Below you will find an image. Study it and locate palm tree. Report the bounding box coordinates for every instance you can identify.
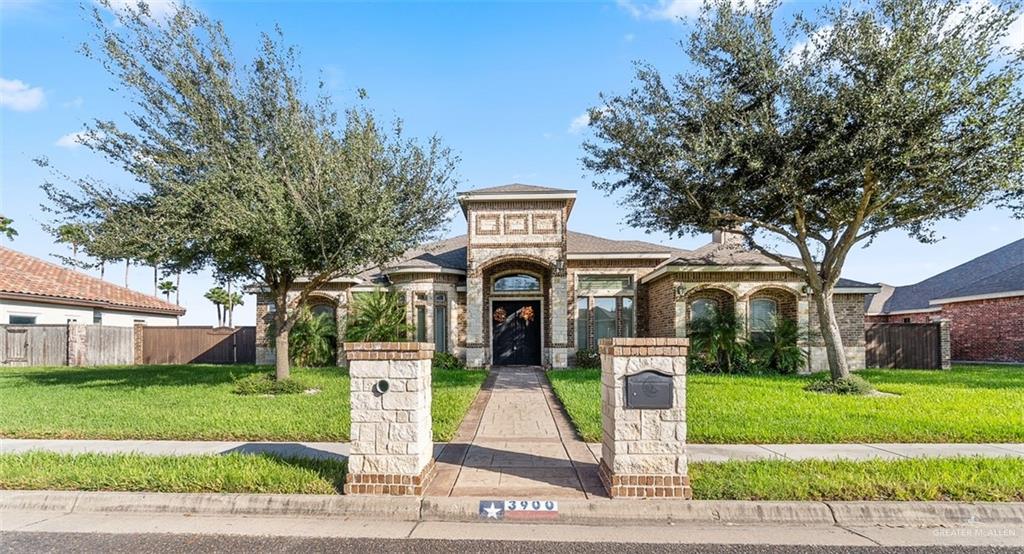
[748,317,808,374]
[345,289,412,342]
[687,306,744,373]
[289,306,338,367]
[224,291,244,328]
[158,280,177,302]
[204,286,227,326]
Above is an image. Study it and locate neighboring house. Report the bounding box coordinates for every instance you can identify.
[0,246,184,326]
[254,184,878,371]
[866,238,1024,363]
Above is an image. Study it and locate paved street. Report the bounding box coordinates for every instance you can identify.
[2,530,1020,553]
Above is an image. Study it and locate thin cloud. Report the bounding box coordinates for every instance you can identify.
[100,0,180,20]
[618,0,768,23]
[568,112,591,134]
[62,97,85,109]
[0,77,45,111]
[55,130,101,149]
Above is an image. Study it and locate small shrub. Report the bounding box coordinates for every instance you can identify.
[233,373,309,396]
[747,318,808,375]
[574,349,600,368]
[688,307,745,373]
[805,374,875,395]
[433,351,466,371]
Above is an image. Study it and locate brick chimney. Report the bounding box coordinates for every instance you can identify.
[711,228,743,245]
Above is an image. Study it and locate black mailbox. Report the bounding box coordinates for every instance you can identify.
[624,370,674,409]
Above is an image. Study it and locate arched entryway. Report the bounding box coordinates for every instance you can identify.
[481,258,551,366]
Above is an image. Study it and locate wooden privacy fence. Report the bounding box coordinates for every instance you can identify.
[0,324,134,367]
[140,326,255,365]
[865,321,951,369]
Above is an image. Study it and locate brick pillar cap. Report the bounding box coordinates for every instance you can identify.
[598,338,689,347]
[342,341,434,352]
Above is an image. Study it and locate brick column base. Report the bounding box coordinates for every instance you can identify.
[598,459,692,499]
[343,461,436,496]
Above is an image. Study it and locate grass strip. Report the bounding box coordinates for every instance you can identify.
[0,452,346,494]
[690,457,1024,501]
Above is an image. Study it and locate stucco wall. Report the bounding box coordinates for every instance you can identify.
[1,299,177,327]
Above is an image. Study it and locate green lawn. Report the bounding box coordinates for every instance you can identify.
[691,457,1024,501]
[548,365,1024,444]
[3,452,1020,501]
[0,452,345,494]
[0,364,486,442]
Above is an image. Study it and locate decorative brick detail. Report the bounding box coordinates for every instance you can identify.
[343,341,435,361]
[598,337,690,357]
[598,459,693,499]
[343,461,436,496]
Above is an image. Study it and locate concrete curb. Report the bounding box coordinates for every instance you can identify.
[3,490,1023,528]
[826,501,1024,527]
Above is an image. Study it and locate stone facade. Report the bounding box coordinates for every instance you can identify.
[251,185,876,371]
[343,342,435,496]
[598,338,692,499]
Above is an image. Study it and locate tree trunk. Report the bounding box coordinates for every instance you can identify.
[810,286,851,381]
[124,260,130,287]
[273,293,291,380]
[100,261,105,279]
[175,273,180,305]
[153,266,158,296]
[227,281,234,328]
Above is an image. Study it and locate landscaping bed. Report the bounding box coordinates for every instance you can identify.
[3,452,1021,501]
[0,364,487,442]
[548,365,1024,444]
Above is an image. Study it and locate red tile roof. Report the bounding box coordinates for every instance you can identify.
[0,246,186,316]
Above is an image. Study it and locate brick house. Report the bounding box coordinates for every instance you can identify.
[254,184,878,371]
[866,238,1024,363]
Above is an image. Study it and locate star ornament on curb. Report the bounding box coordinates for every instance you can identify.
[483,502,502,519]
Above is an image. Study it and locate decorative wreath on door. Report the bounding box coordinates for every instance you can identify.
[492,307,507,323]
[520,305,535,325]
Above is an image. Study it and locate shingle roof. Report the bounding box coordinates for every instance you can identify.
[362,231,683,277]
[0,246,185,316]
[460,183,576,195]
[873,238,1024,313]
[662,240,800,267]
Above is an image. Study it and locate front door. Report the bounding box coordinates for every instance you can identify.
[491,300,541,366]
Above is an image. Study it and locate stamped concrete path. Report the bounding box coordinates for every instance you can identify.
[423,366,604,499]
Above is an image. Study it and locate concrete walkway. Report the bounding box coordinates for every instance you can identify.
[423,366,603,499]
[3,437,1023,464]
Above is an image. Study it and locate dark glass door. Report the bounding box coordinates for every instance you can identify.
[491,300,542,366]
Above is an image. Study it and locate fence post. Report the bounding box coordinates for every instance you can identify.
[133,323,145,365]
[938,319,951,370]
[66,323,88,367]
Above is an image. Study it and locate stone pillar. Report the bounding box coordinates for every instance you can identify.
[133,323,145,365]
[343,342,435,496]
[465,274,486,366]
[598,337,691,499]
[549,273,570,367]
[938,319,952,370]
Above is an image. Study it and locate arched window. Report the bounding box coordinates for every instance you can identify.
[750,298,778,337]
[689,298,716,322]
[309,302,335,320]
[494,274,540,292]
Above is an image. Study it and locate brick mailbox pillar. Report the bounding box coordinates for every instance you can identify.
[343,342,435,496]
[598,337,691,499]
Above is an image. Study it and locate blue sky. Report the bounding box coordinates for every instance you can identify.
[2,0,1021,326]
